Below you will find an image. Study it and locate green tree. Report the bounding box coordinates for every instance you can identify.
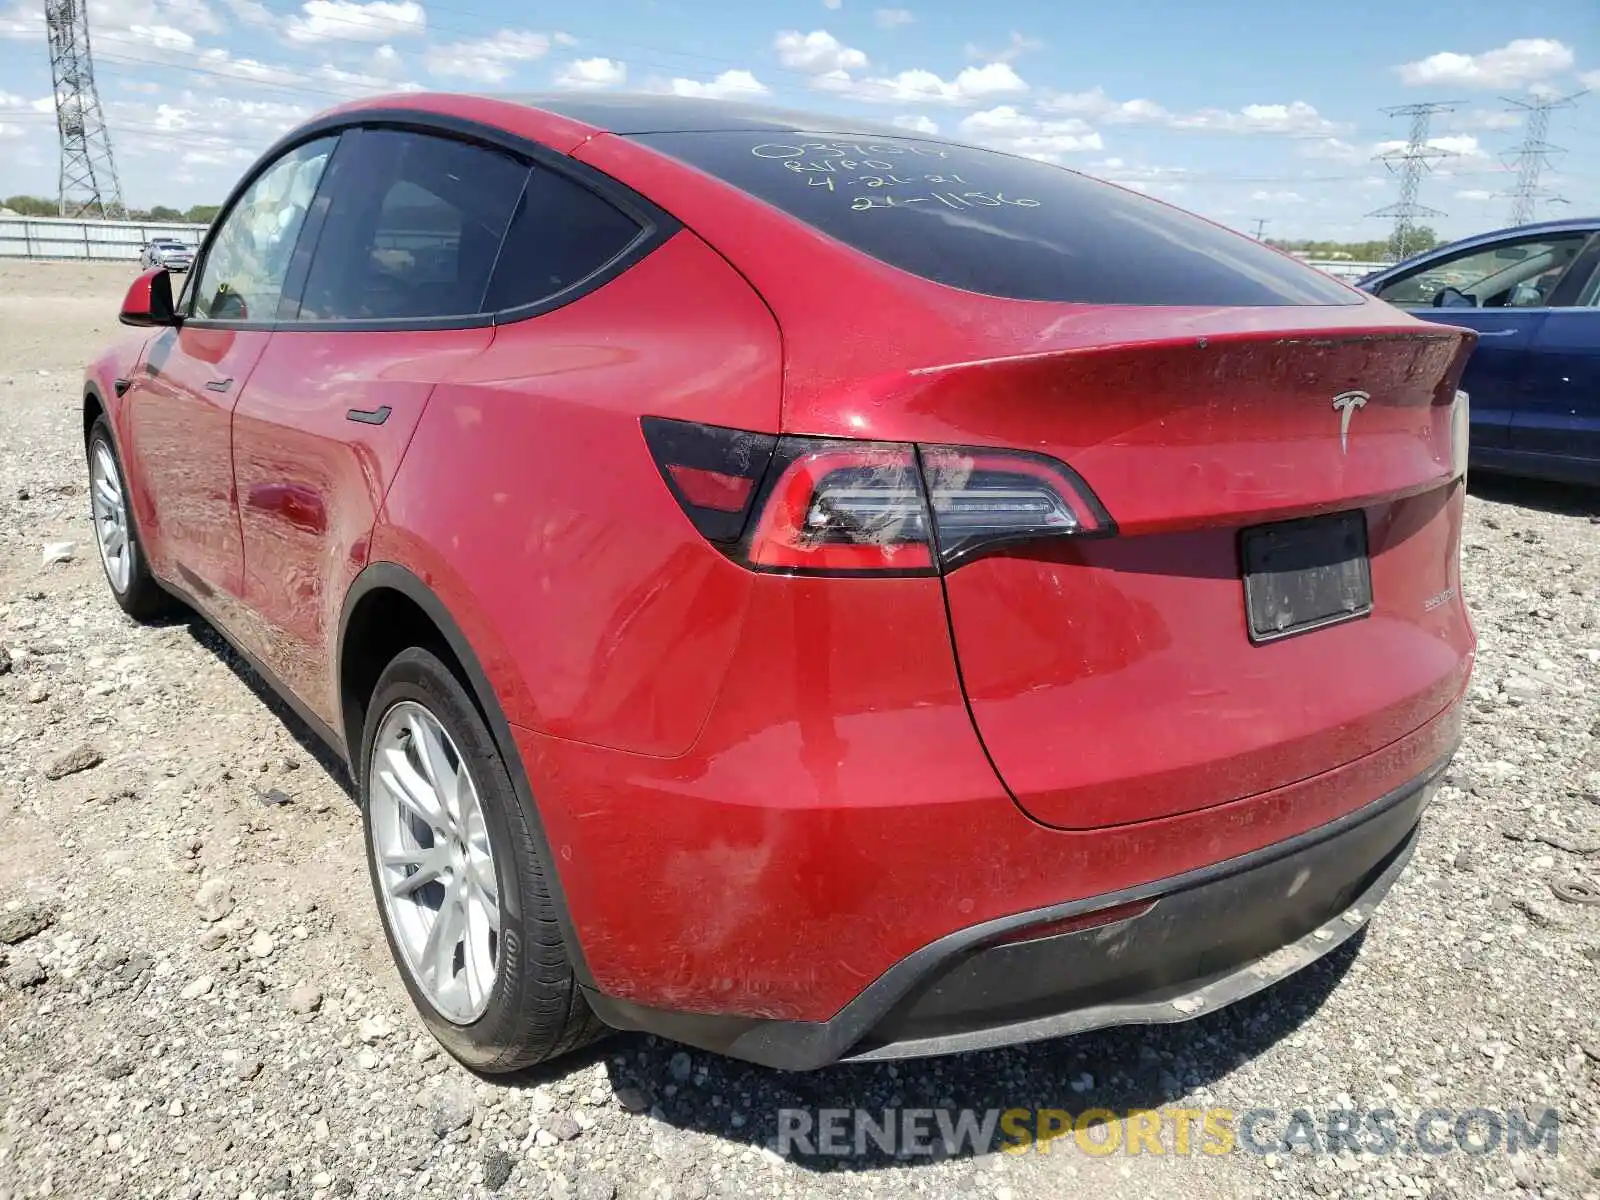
[1387,225,1438,261]
[185,204,222,225]
[2,195,57,216]
[148,205,184,222]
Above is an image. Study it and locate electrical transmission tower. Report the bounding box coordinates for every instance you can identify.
[1368,102,1459,261]
[44,0,125,218]
[1501,91,1586,227]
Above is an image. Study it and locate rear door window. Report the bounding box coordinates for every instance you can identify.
[632,131,1357,307]
[484,166,643,313]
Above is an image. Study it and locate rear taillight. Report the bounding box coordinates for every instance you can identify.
[744,439,934,574]
[921,446,1114,568]
[643,417,1114,575]
[640,417,776,543]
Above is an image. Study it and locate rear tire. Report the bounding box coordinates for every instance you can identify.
[86,416,176,622]
[359,646,605,1071]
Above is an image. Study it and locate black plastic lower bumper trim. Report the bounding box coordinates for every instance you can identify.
[582,754,1450,1070]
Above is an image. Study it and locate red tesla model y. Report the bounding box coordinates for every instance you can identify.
[83,93,1476,1070]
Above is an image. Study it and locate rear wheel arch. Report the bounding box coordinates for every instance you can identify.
[335,562,597,987]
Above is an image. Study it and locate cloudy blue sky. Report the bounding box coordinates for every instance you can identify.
[0,0,1595,240]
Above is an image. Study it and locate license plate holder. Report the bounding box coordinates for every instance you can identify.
[1242,512,1372,644]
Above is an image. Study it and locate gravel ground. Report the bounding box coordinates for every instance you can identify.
[0,259,1597,1200]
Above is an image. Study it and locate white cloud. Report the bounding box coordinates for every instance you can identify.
[314,62,409,93]
[1041,88,1168,124]
[195,48,311,87]
[1397,38,1574,89]
[285,0,425,44]
[223,0,274,26]
[841,61,1028,105]
[1462,108,1523,131]
[944,62,1027,101]
[774,29,868,75]
[1456,188,1494,201]
[1426,134,1487,158]
[554,57,627,91]
[1087,158,1190,186]
[668,69,770,100]
[1171,100,1340,135]
[874,8,913,28]
[1375,133,1487,160]
[0,3,41,38]
[1579,69,1600,89]
[105,93,314,170]
[426,31,554,83]
[370,44,404,75]
[1298,137,1364,163]
[822,0,841,7]
[1044,89,1344,136]
[126,23,195,52]
[160,0,221,33]
[956,105,1102,161]
[892,114,939,134]
[964,31,1042,63]
[1249,189,1305,204]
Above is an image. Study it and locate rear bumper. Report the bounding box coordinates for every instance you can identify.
[584,756,1444,1069]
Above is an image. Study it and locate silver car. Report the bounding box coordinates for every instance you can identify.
[138,238,193,272]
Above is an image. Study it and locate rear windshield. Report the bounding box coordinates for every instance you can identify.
[632,131,1357,307]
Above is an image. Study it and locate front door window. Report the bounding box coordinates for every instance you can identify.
[1375,235,1589,309]
[192,137,337,323]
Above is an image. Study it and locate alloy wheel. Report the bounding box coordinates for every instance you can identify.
[368,700,501,1024]
[90,441,132,594]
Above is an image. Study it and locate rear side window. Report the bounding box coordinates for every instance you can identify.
[633,131,1357,307]
[297,129,526,322]
[484,167,643,312]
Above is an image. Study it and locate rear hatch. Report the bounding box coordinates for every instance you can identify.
[922,330,1474,829]
[615,126,1477,830]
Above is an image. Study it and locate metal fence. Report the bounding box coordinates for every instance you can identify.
[0,218,1397,285]
[0,215,207,262]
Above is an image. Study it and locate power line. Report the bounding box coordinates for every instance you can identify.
[1250,217,1268,239]
[43,0,124,217]
[1501,90,1586,226]
[1367,101,1459,260]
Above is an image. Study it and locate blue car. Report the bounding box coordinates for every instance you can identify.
[1359,218,1600,486]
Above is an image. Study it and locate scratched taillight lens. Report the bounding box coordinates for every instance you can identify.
[643,417,1115,576]
[743,439,935,575]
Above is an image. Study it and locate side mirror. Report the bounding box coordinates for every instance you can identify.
[120,267,179,328]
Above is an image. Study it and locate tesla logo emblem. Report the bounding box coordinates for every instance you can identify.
[1332,391,1369,454]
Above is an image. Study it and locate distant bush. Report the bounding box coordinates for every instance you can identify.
[2,195,220,224]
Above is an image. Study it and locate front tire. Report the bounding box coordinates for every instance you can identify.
[87,415,175,621]
[359,646,604,1071]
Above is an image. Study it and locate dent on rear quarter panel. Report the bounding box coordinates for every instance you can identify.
[376,229,783,757]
